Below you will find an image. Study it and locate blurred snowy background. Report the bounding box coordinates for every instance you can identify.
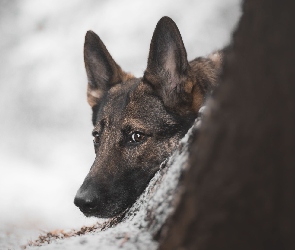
[0,0,241,248]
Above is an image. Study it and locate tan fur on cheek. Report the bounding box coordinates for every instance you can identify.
[191,84,203,113]
[184,80,193,94]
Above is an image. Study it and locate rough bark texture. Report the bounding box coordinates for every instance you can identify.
[160,0,295,249]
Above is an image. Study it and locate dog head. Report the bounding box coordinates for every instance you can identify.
[74,17,221,218]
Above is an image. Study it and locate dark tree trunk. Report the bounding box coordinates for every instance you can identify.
[159,0,295,249]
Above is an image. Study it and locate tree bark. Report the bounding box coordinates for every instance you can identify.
[160,0,295,249]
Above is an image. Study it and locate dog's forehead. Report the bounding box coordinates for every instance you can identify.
[94,79,175,129]
[102,78,143,114]
[125,83,166,117]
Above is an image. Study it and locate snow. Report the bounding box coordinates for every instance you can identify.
[0,0,242,249]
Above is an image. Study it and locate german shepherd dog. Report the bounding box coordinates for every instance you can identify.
[74,16,222,218]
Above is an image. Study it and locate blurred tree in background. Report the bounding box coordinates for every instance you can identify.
[160,0,295,249]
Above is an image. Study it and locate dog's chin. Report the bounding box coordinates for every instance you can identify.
[80,206,128,219]
[81,210,100,218]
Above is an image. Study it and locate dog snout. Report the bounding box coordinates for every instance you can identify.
[74,188,99,215]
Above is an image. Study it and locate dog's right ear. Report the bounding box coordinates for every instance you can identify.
[143,17,193,115]
[84,31,127,107]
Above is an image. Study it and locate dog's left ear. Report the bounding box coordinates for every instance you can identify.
[84,31,131,107]
[144,16,192,115]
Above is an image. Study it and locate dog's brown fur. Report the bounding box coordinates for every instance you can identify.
[74,16,222,218]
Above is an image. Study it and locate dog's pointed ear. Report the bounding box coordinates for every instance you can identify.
[144,17,192,114]
[84,31,129,107]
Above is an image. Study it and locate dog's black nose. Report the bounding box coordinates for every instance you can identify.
[74,190,98,214]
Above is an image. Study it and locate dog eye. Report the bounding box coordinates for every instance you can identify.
[130,132,145,143]
[92,131,100,144]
